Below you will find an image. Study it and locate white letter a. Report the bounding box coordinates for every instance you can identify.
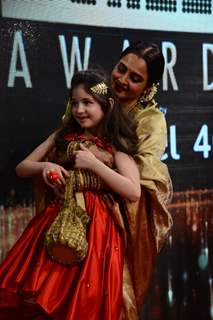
[8,30,32,88]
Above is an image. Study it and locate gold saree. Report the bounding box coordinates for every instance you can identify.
[119,99,173,319]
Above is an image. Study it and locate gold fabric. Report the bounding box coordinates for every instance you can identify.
[45,171,90,265]
[120,99,173,317]
[132,99,173,250]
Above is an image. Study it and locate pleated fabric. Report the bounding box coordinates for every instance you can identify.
[0,191,123,320]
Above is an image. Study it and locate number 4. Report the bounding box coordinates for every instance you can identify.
[193,124,211,159]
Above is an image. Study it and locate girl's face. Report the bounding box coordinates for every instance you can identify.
[71,84,104,135]
[111,53,149,106]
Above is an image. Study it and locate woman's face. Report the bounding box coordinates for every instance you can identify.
[111,53,149,106]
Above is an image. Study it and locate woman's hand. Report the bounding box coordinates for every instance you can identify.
[89,145,114,167]
[74,144,99,171]
[42,162,70,188]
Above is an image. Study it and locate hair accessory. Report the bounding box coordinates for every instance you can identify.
[90,82,108,95]
[140,83,159,103]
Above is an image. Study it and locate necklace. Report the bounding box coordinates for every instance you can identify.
[126,100,139,114]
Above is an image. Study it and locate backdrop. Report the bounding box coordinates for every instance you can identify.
[0,1,213,319]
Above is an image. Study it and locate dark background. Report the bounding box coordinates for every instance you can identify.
[0,18,213,202]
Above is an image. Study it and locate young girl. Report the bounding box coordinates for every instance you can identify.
[0,70,140,320]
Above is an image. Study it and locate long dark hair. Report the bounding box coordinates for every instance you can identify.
[120,41,165,87]
[55,69,138,155]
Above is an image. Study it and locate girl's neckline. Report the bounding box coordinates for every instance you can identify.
[64,133,113,153]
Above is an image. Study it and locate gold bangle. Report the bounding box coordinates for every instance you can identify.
[79,171,84,190]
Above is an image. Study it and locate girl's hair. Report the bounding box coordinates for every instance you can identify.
[55,69,138,155]
[120,41,165,87]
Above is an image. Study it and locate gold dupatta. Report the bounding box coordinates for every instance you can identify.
[122,99,173,315]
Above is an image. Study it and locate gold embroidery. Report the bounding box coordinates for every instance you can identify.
[45,171,90,265]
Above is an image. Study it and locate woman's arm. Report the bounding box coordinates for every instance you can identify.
[136,107,167,160]
[134,104,173,204]
[74,144,141,202]
[16,132,69,187]
[88,144,113,167]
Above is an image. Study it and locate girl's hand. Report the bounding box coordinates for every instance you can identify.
[74,144,98,170]
[42,162,70,188]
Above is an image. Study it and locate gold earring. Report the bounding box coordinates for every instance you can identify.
[140,83,159,103]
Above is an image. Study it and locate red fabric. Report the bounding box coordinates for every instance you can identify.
[0,192,123,320]
[64,134,113,154]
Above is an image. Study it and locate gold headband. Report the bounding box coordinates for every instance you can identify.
[90,82,108,95]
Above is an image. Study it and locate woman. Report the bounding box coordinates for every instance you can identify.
[63,42,173,319]
[110,41,173,318]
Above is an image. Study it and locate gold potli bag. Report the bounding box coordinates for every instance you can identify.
[45,171,90,265]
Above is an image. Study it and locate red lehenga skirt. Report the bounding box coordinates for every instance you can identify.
[0,191,123,320]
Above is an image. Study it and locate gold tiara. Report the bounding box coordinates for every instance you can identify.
[90,82,108,95]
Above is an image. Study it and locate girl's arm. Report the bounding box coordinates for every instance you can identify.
[74,144,141,202]
[16,132,69,187]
